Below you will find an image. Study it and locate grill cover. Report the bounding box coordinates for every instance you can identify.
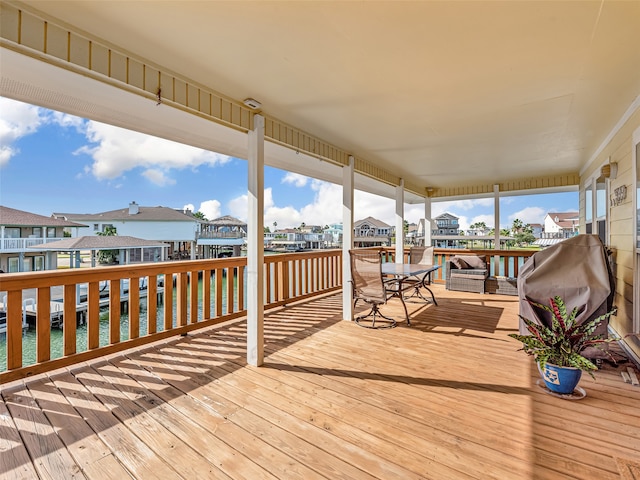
[517,235,615,357]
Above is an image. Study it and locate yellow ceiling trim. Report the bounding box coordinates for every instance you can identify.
[429,173,580,198]
[1,2,410,190]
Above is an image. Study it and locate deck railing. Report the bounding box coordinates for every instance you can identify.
[0,247,532,382]
[382,247,535,281]
[0,250,342,382]
[0,237,66,251]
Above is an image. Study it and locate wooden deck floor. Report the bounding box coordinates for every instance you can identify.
[2,286,640,479]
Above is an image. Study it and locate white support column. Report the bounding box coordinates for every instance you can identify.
[424,196,432,247]
[493,184,500,275]
[395,179,405,263]
[342,156,355,321]
[247,114,265,366]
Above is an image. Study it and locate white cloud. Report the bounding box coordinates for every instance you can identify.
[142,168,176,186]
[183,203,195,213]
[509,206,545,226]
[50,110,85,131]
[76,121,231,181]
[227,180,438,229]
[282,172,309,187]
[0,97,46,166]
[199,199,221,220]
[229,187,304,228]
[434,198,494,212]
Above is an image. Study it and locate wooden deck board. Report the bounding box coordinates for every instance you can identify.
[2,286,640,480]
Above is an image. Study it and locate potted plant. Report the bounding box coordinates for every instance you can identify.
[509,296,618,396]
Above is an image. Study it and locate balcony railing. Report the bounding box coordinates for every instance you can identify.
[0,250,342,382]
[0,247,534,383]
[385,247,535,280]
[0,237,66,251]
[197,231,246,239]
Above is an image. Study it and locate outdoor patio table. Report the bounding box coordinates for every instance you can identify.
[381,263,441,307]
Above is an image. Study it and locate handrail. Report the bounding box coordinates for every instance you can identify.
[1,237,66,251]
[0,246,529,382]
[380,247,535,282]
[0,250,342,382]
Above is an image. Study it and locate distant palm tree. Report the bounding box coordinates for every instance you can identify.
[96,225,117,263]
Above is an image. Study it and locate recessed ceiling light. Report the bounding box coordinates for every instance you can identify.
[243,98,262,109]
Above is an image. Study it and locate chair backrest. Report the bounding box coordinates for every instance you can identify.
[349,249,386,303]
[409,246,434,265]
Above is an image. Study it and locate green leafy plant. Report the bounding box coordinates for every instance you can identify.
[509,296,618,378]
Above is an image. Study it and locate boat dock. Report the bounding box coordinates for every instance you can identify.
[0,284,164,331]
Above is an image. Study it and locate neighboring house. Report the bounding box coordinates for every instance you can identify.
[323,223,343,247]
[535,212,579,247]
[266,228,330,251]
[544,212,579,236]
[529,223,544,239]
[353,217,393,247]
[0,205,85,272]
[197,215,247,258]
[53,202,202,259]
[405,222,419,244]
[432,213,460,236]
[30,235,169,267]
[269,229,307,251]
[432,213,460,248]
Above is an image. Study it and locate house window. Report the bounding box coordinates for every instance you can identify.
[94,224,100,231]
[596,175,607,245]
[46,227,56,238]
[585,184,593,234]
[7,257,19,272]
[33,227,42,237]
[5,227,20,238]
[34,255,45,271]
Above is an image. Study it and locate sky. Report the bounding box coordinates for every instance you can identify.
[0,97,578,230]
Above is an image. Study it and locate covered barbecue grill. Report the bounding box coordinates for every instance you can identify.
[517,234,616,358]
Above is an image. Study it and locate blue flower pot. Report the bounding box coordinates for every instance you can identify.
[538,363,583,394]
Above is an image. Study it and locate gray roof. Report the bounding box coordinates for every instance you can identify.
[435,212,459,220]
[53,206,199,223]
[208,215,247,227]
[29,235,168,251]
[0,205,86,228]
[354,216,391,228]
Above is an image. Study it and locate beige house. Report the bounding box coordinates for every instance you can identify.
[1,3,639,362]
[0,205,85,272]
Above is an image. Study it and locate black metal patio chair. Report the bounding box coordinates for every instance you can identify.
[349,249,408,328]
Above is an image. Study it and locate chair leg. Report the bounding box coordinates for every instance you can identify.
[354,303,397,329]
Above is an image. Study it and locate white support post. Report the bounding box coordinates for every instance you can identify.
[424,196,432,247]
[395,180,405,263]
[247,114,265,366]
[342,156,355,321]
[493,184,500,275]
[247,115,264,366]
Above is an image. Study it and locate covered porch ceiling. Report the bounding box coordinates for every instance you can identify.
[1,1,639,202]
